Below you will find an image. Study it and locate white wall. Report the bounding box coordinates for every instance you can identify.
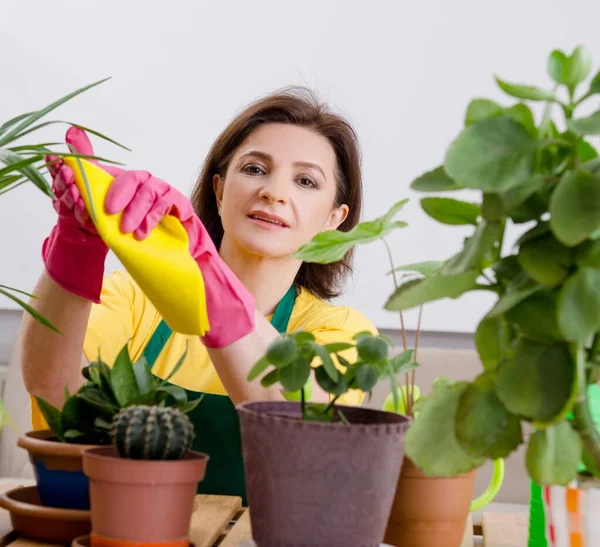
[2,0,599,334]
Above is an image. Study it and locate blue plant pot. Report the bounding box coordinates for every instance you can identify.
[17,430,101,511]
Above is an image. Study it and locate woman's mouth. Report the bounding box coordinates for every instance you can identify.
[247,211,290,229]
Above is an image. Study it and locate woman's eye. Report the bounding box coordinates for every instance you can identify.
[243,164,266,175]
[298,177,317,189]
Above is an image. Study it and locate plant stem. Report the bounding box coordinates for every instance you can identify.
[572,343,600,471]
[382,238,410,414]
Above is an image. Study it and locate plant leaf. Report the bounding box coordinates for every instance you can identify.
[315,366,348,396]
[526,421,581,485]
[248,356,270,382]
[323,342,354,353]
[311,343,339,381]
[487,275,543,318]
[404,381,483,476]
[575,239,600,267]
[506,290,563,342]
[517,233,572,287]
[354,364,379,392]
[132,356,154,394]
[505,104,537,137]
[410,166,461,192]
[260,369,279,388]
[177,394,204,414]
[388,260,442,276]
[110,344,140,406]
[474,315,511,371]
[456,372,523,459]
[156,384,187,405]
[464,98,504,125]
[0,287,60,333]
[0,149,53,197]
[293,199,408,264]
[568,111,600,135]
[385,270,479,312]
[34,397,64,441]
[495,339,574,422]
[557,268,600,342]
[501,174,545,212]
[494,77,555,101]
[420,197,480,226]
[445,117,537,192]
[162,343,189,384]
[279,357,311,392]
[0,112,35,135]
[550,169,600,246]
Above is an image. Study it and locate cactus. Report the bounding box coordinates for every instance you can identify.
[110,405,195,460]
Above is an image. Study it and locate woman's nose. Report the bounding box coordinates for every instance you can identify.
[258,175,289,203]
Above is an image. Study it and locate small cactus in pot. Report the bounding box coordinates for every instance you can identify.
[110,405,195,460]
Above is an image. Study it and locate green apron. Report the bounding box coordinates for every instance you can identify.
[142,284,297,506]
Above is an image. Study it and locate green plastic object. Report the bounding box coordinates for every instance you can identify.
[528,383,600,546]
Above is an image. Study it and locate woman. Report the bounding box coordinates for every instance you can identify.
[19,87,377,502]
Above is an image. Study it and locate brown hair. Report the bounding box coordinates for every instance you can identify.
[190,87,363,300]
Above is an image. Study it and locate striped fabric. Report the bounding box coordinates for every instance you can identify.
[542,483,600,546]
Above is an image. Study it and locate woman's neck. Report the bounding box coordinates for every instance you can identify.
[219,237,302,316]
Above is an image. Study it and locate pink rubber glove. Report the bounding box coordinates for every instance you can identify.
[42,128,122,303]
[104,168,256,348]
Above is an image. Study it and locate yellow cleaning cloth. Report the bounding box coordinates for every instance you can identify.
[63,157,210,336]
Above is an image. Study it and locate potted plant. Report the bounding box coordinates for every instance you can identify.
[19,343,201,510]
[301,45,600,546]
[241,308,415,547]
[81,404,208,547]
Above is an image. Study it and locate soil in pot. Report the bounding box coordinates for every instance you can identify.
[384,457,476,547]
[236,401,411,547]
[17,430,101,510]
[82,446,208,544]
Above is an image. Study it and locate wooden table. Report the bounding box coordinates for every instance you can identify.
[0,481,528,546]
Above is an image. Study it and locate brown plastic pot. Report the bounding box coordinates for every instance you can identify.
[383,457,476,547]
[17,429,101,510]
[82,446,208,544]
[236,401,411,547]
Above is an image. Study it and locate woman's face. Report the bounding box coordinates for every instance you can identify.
[215,123,349,259]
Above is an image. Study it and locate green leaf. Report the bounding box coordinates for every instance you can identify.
[291,331,315,344]
[501,174,546,212]
[260,369,279,388]
[587,70,600,96]
[389,261,442,277]
[110,345,140,406]
[565,45,593,87]
[293,199,408,263]
[475,316,511,371]
[390,359,420,376]
[487,275,542,317]
[248,356,270,382]
[481,194,504,222]
[441,222,502,276]
[506,290,563,342]
[94,417,112,430]
[76,387,119,417]
[315,366,348,396]
[156,384,187,405]
[491,255,522,283]
[505,104,537,137]
[0,78,111,146]
[516,221,551,247]
[0,287,60,333]
[132,357,154,394]
[548,49,568,84]
[464,99,504,126]
[311,343,339,381]
[279,357,311,392]
[420,197,480,226]
[578,140,598,162]
[162,343,189,384]
[354,364,379,392]
[385,270,479,312]
[63,430,86,440]
[517,233,572,287]
[575,239,600,267]
[494,77,555,101]
[34,397,64,441]
[404,381,483,476]
[388,349,415,373]
[445,117,537,192]
[557,268,600,342]
[410,166,460,192]
[177,395,204,414]
[356,336,388,363]
[568,111,600,135]
[0,149,53,198]
[323,342,354,353]
[495,339,574,422]
[551,169,600,246]
[303,403,334,422]
[526,421,582,485]
[266,337,297,367]
[456,373,523,459]
[0,112,35,135]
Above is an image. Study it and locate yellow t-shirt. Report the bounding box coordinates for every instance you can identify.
[31,270,378,430]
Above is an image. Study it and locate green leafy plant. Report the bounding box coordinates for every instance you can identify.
[35,343,202,445]
[294,45,600,486]
[0,77,127,332]
[248,328,419,422]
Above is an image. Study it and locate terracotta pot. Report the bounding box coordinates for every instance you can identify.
[383,457,476,547]
[82,446,208,544]
[18,430,101,510]
[236,401,411,547]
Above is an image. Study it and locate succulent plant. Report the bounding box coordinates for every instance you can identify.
[36,342,202,445]
[110,405,194,460]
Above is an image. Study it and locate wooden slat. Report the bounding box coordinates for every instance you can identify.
[219,509,251,547]
[460,514,474,547]
[482,512,528,547]
[187,494,242,547]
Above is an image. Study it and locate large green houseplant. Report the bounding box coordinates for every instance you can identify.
[296,45,600,545]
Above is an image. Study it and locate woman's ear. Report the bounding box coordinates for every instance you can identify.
[213,174,224,215]
[325,204,349,230]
